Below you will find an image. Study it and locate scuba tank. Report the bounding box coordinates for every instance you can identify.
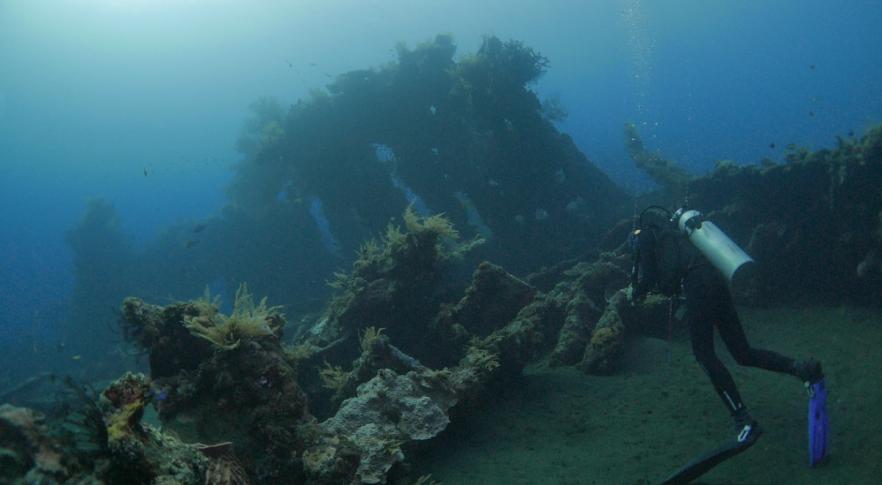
[672,208,755,294]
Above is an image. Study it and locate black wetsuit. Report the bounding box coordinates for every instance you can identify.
[681,259,797,416]
[637,227,799,418]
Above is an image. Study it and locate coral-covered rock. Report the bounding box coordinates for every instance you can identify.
[120,297,215,378]
[301,434,360,484]
[435,261,535,338]
[0,381,209,485]
[306,371,435,484]
[120,293,311,483]
[102,372,151,447]
[320,369,454,484]
[547,260,630,366]
[310,340,505,485]
[579,290,628,374]
[0,404,68,482]
[549,292,598,366]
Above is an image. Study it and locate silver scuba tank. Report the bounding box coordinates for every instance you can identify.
[674,209,755,293]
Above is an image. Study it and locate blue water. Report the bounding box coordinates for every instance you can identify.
[1,0,880,361]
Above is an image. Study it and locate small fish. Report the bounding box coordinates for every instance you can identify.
[857,249,880,278]
[185,240,199,249]
[71,355,82,361]
[308,61,317,67]
[848,129,855,137]
[769,142,776,149]
[809,64,816,70]
[56,341,66,353]
[192,223,208,233]
[150,386,169,401]
[285,59,293,69]
[143,168,148,177]
[809,111,815,117]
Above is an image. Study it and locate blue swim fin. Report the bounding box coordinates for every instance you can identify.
[807,379,828,466]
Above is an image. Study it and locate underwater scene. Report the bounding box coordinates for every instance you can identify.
[2,1,882,483]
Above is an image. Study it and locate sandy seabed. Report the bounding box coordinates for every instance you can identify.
[415,305,882,484]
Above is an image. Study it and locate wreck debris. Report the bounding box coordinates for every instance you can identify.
[303,328,507,484]
[10,117,882,482]
[316,369,454,484]
[306,208,478,371]
[195,441,251,485]
[121,291,311,482]
[547,260,630,367]
[434,261,535,339]
[684,124,882,304]
[11,27,882,484]
[224,34,628,274]
[624,122,692,202]
[0,374,209,484]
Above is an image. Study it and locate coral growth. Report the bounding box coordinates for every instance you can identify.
[359,326,386,354]
[0,404,68,482]
[319,362,351,400]
[102,372,151,446]
[120,290,310,482]
[0,375,208,484]
[315,207,477,367]
[183,284,283,350]
[686,125,882,303]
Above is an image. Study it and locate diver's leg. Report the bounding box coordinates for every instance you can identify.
[715,293,795,373]
[684,265,759,440]
[685,266,749,417]
[716,293,823,382]
[689,312,747,418]
[689,309,761,445]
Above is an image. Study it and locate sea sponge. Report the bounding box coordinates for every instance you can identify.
[101,373,151,445]
[105,400,145,444]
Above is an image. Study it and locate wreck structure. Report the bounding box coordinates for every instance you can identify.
[5,34,880,484]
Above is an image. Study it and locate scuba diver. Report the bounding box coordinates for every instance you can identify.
[629,205,825,476]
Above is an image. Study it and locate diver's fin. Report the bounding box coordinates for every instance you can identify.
[808,379,828,466]
[662,422,762,484]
